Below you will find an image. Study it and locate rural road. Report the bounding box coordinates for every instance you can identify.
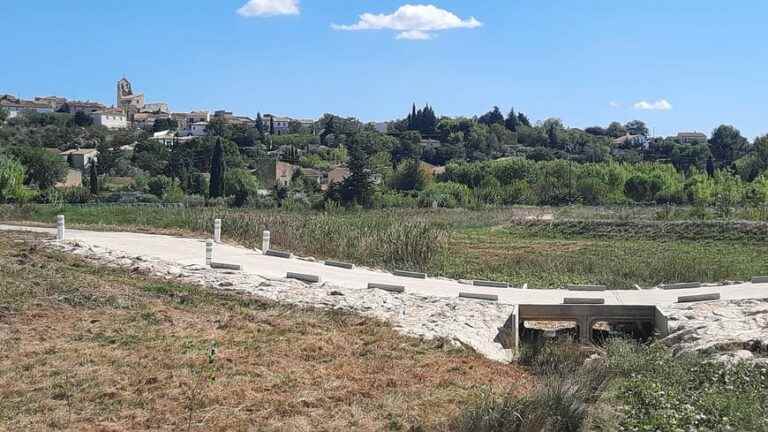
[3,224,767,307]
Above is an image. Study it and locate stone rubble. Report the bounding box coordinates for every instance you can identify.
[660,299,768,363]
[50,239,515,362]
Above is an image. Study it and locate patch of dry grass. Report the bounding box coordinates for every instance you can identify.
[0,232,530,431]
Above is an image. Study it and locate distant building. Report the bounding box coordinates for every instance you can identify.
[56,169,83,188]
[171,111,210,130]
[613,134,649,149]
[149,130,177,147]
[60,100,107,114]
[140,102,170,114]
[116,78,145,112]
[60,148,98,171]
[35,96,68,111]
[116,77,169,122]
[299,167,326,185]
[90,110,128,129]
[252,160,298,189]
[327,166,351,185]
[188,121,208,137]
[677,132,708,145]
[0,95,54,118]
[263,114,291,134]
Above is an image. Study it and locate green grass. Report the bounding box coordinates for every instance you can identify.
[2,204,767,289]
[434,224,768,288]
[456,340,768,432]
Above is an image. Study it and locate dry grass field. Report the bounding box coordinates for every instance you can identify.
[0,231,531,431]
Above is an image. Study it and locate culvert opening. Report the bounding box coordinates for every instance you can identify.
[591,320,655,346]
[520,320,579,345]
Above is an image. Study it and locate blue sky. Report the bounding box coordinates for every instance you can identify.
[2,0,767,139]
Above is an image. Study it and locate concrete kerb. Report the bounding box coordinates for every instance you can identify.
[213,219,222,243]
[287,272,321,283]
[473,280,509,288]
[752,276,768,284]
[393,270,427,279]
[368,283,405,294]
[210,262,242,271]
[566,284,607,292]
[459,292,499,302]
[563,298,605,305]
[660,282,702,290]
[205,239,213,266]
[56,215,65,241]
[325,260,354,270]
[677,293,721,303]
[265,250,292,259]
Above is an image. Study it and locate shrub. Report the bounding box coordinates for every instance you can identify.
[147,175,173,198]
[223,169,260,207]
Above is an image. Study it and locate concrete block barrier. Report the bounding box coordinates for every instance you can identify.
[566,284,607,292]
[210,262,242,271]
[459,292,499,302]
[368,283,405,293]
[563,298,605,305]
[265,250,292,259]
[660,282,702,290]
[325,260,354,270]
[393,270,427,279]
[752,276,768,284]
[677,293,721,303]
[287,272,321,283]
[473,280,509,288]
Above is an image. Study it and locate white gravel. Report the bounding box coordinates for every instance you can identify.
[51,239,516,362]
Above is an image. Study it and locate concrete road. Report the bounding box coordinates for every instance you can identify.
[3,224,767,306]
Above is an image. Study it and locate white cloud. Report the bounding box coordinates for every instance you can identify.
[237,0,299,17]
[609,101,621,108]
[633,99,672,111]
[332,4,482,40]
[396,30,433,40]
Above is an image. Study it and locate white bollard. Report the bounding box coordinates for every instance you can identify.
[262,230,270,254]
[213,219,222,243]
[205,239,214,266]
[56,215,65,241]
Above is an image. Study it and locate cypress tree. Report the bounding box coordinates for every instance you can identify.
[255,113,264,133]
[269,116,275,135]
[706,156,716,177]
[209,139,225,198]
[505,108,518,132]
[89,162,98,195]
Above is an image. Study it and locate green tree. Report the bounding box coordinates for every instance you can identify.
[391,131,422,166]
[478,106,505,126]
[327,131,381,206]
[255,113,264,133]
[209,139,225,198]
[73,111,93,127]
[607,122,627,138]
[223,168,260,207]
[710,125,748,168]
[8,146,67,190]
[147,175,173,198]
[516,112,531,127]
[504,108,519,132]
[625,120,649,136]
[0,156,27,202]
[391,159,430,191]
[624,175,663,202]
